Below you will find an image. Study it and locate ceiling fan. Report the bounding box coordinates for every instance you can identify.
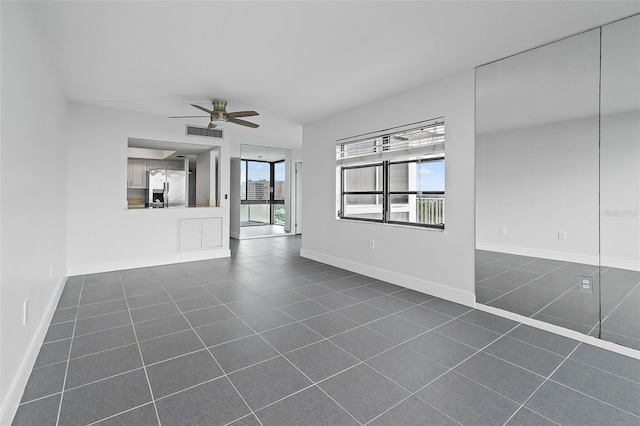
[170,99,259,129]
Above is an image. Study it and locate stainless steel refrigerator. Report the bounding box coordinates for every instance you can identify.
[148,169,187,208]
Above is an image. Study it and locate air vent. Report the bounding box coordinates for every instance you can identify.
[186,125,224,139]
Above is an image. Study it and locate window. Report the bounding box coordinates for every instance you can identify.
[240,159,287,226]
[273,161,286,225]
[336,119,445,229]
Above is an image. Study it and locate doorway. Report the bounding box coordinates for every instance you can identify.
[239,145,292,239]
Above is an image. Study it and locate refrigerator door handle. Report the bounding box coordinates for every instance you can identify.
[164,182,169,208]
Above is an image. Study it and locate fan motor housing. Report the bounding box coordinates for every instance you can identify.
[211,99,229,122]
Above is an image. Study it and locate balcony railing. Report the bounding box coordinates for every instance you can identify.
[416,197,445,226]
[342,196,445,226]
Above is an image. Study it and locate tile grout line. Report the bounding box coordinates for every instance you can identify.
[592,328,640,348]
[476,347,556,381]
[61,366,147,394]
[598,277,640,325]
[224,298,472,424]
[199,284,364,426]
[404,323,525,425]
[528,269,601,323]
[478,252,638,343]
[243,294,450,370]
[16,391,63,408]
[545,377,640,419]
[118,273,163,426]
[158,278,267,426]
[500,342,584,426]
[40,241,637,426]
[475,256,540,285]
[84,401,154,426]
[361,306,509,425]
[51,276,528,399]
[482,260,570,305]
[54,275,85,426]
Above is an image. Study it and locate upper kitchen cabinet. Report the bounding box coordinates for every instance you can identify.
[148,159,185,171]
[127,158,148,188]
[166,160,183,170]
[148,160,165,170]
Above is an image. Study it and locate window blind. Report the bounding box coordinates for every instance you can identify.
[336,118,444,166]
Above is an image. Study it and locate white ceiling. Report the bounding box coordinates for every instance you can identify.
[240,144,288,162]
[31,1,640,147]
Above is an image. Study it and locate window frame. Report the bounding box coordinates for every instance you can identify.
[386,157,445,228]
[339,158,444,229]
[340,162,386,223]
[240,159,286,226]
[336,119,445,230]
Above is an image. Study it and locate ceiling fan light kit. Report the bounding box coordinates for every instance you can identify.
[171,99,260,129]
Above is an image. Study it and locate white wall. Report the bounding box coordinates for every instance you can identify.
[476,116,600,265]
[229,158,241,239]
[600,111,640,270]
[600,16,640,271]
[0,2,69,422]
[67,104,231,275]
[195,150,211,206]
[302,70,476,305]
[291,149,303,234]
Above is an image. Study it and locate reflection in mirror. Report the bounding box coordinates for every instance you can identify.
[127,138,220,209]
[239,144,292,238]
[476,30,601,335]
[600,15,640,350]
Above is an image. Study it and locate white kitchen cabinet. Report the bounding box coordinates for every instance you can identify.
[127,158,147,188]
[178,217,222,251]
[166,160,183,171]
[148,160,165,170]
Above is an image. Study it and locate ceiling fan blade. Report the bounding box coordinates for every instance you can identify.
[191,104,213,114]
[207,122,217,129]
[228,117,259,128]
[169,115,209,118]
[227,111,259,118]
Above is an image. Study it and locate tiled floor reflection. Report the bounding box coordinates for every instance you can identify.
[240,224,290,240]
[476,249,640,350]
[12,238,640,425]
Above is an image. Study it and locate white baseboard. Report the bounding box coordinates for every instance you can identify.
[300,248,475,307]
[230,231,240,240]
[67,249,231,276]
[474,303,640,360]
[600,256,640,272]
[477,242,640,271]
[477,242,599,266]
[1,272,68,426]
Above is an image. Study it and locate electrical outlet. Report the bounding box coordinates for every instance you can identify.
[558,231,567,240]
[499,227,507,235]
[579,275,593,293]
[369,239,375,250]
[23,300,29,325]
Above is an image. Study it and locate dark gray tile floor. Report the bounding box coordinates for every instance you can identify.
[476,249,640,351]
[12,237,640,425]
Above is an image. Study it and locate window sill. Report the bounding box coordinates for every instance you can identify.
[335,217,445,232]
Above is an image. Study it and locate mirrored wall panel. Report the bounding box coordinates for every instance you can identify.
[476,16,640,351]
[599,15,640,350]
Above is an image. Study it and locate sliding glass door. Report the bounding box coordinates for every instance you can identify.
[273,161,285,225]
[240,160,270,226]
[240,159,286,227]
